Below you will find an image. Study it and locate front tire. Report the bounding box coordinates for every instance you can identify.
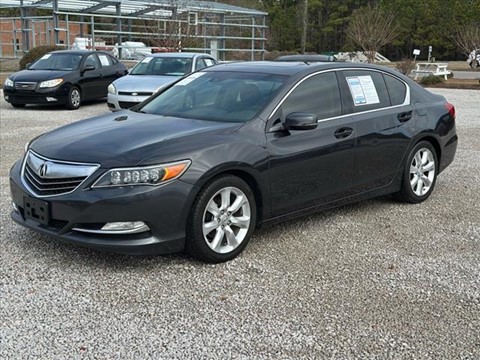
[186,175,257,263]
[66,86,81,110]
[394,141,438,203]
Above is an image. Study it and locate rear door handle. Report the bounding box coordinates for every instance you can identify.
[397,111,413,122]
[334,127,353,139]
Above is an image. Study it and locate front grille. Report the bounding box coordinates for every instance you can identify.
[24,164,86,196]
[119,101,139,109]
[15,82,37,90]
[22,151,99,197]
[49,219,69,230]
[118,91,153,96]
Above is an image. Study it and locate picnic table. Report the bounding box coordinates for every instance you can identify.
[411,62,452,80]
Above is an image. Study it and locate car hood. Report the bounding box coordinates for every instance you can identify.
[30,111,243,167]
[113,74,180,92]
[9,69,72,82]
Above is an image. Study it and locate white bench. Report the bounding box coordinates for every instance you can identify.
[411,62,451,80]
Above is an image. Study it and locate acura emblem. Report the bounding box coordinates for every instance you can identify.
[38,162,49,177]
[22,84,28,88]
[131,92,138,96]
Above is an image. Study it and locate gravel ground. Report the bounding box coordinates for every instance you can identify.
[0,89,479,359]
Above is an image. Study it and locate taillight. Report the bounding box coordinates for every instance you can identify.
[444,102,455,120]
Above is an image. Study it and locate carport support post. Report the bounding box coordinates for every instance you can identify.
[53,0,59,46]
[220,13,226,61]
[80,15,84,38]
[251,17,255,61]
[116,3,122,59]
[20,0,29,53]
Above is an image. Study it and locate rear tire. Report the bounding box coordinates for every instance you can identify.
[11,103,26,108]
[66,86,81,110]
[394,141,438,204]
[186,175,257,263]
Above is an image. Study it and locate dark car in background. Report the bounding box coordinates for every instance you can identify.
[107,52,218,111]
[10,61,457,263]
[3,50,127,110]
[275,54,337,62]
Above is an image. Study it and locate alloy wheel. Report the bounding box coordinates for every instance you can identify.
[202,186,251,254]
[71,89,81,108]
[409,147,435,196]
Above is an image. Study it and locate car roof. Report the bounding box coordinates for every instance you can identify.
[50,50,110,56]
[148,52,214,59]
[204,61,405,78]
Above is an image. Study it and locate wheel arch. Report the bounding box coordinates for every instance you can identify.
[413,135,442,164]
[188,166,266,226]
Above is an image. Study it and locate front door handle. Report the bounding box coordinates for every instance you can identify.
[398,111,413,122]
[334,127,353,139]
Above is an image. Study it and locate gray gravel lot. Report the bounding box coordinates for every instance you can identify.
[0,89,479,359]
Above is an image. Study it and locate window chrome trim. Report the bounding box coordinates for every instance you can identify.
[268,67,410,124]
[21,150,100,198]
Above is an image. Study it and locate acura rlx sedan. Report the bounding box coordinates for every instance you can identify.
[107,52,217,111]
[3,50,127,110]
[10,61,457,263]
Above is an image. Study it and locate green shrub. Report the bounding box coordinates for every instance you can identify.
[19,45,62,70]
[420,75,445,86]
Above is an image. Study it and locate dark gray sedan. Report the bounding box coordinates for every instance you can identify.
[10,61,457,262]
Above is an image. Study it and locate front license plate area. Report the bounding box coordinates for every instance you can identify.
[24,197,50,225]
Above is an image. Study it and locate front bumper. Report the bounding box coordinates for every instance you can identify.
[4,86,69,105]
[107,93,149,111]
[9,160,197,255]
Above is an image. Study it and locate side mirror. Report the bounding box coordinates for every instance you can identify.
[285,112,318,131]
[26,63,31,69]
[82,64,95,73]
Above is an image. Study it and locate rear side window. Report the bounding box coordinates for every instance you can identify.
[340,70,390,112]
[282,72,342,120]
[384,74,407,105]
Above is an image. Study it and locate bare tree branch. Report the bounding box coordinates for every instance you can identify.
[346,5,399,63]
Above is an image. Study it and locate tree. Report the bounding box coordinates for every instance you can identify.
[346,4,399,62]
[451,23,480,59]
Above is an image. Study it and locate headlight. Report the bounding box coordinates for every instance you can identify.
[39,78,63,88]
[92,160,191,188]
[108,84,116,94]
[4,78,14,87]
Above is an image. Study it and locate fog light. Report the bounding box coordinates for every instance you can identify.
[101,221,148,232]
[46,97,57,102]
[12,202,19,212]
[5,95,9,100]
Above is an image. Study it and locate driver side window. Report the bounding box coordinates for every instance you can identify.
[282,72,342,121]
[84,54,99,69]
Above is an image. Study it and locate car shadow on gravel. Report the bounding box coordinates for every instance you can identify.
[8,195,400,268]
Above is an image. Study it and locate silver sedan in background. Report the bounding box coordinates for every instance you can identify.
[107,52,218,111]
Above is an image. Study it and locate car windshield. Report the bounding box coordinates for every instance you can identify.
[130,56,193,76]
[30,53,82,70]
[139,71,287,123]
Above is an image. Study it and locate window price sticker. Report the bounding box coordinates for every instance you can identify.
[346,76,380,106]
[176,72,206,86]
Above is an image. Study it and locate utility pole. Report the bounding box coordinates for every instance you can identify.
[300,0,308,54]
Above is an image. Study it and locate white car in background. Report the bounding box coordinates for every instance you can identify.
[107,52,218,111]
[467,49,480,69]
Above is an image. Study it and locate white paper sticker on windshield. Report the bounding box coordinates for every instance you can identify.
[41,54,51,60]
[176,72,206,86]
[346,76,380,106]
[98,55,110,66]
[140,57,153,63]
